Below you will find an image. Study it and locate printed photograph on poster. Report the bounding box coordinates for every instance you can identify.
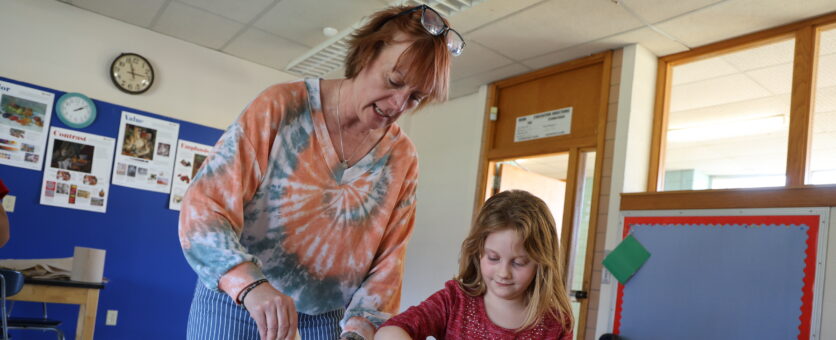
[121,124,156,160]
[112,111,179,193]
[40,127,114,213]
[50,139,94,173]
[169,140,213,210]
[0,80,55,170]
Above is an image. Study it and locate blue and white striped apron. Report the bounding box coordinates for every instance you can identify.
[187,282,344,340]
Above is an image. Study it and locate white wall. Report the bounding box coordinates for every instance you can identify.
[821,207,836,339]
[2,0,295,129]
[595,44,657,338]
[399,86,487,309]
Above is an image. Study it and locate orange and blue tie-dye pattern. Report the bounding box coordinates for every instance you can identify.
[179,79,418,337]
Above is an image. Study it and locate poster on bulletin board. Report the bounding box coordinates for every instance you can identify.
[169,140,212,210]
[40,127,115,213]
[0,80,54,170]
[112,111,179,193]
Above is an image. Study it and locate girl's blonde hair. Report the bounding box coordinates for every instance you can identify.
[456,190,575,331]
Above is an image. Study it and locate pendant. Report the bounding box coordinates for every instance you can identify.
[341,160,348,168]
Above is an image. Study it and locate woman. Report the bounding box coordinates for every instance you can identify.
[179,4,463,340]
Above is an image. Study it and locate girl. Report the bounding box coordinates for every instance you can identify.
[377,190,574,339]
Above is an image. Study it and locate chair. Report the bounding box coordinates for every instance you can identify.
[0,269,65,340]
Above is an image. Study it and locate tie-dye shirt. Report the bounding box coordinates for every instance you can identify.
[179,78,418,338]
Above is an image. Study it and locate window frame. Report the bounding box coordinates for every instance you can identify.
[629,11,836,210]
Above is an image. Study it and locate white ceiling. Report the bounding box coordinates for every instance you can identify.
[56,0,836,184]
[58,0,836,99]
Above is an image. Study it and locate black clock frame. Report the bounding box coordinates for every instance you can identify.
[110,52,154,95]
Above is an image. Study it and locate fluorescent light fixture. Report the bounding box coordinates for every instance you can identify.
[667,115,786,143]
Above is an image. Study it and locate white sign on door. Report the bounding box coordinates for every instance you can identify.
[514,107,572,142]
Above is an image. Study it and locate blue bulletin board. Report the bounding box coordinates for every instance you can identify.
[0,76,225,339]
[613,209,828,340]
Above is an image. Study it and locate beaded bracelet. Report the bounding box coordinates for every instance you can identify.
[237,278,269,307]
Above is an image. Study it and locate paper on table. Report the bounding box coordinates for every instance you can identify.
[0,257,73,280]
[602,234,651,284]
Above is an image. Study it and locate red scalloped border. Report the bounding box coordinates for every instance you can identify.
[612,215,819,340]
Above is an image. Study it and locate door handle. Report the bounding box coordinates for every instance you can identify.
[571,290,588,299]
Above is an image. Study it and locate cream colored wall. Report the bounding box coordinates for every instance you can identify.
[2,0,295,129]
[820,207,836,339]
[398,86,487,309]
[594,44,657,339]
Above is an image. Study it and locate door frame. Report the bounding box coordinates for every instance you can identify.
[473,51,612,339]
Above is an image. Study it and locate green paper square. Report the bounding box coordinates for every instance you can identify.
[603,234,650,284]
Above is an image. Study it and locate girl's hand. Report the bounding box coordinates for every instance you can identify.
[242,283,298,340]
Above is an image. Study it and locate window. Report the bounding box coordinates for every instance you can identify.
[662,38,795,191]
[808,26,836,184]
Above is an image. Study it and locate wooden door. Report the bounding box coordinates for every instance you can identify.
[476,51,612,340]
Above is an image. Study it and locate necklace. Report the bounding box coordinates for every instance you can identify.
[335,80,370,168]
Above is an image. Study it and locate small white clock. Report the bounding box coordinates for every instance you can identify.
[56,92,97,129]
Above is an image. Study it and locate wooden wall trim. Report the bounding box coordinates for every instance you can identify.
[473,84,497,216]
[786,26,818,187]
[621,185,836,210]
[577,50,613,340]
[493,51,609,88]
[647,61,670,192]
[486,136,597,160]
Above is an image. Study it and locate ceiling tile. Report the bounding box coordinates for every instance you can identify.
[670,73,771,112]
[815,86,836,113]
[177,0,274,23]
[656,0,836,48]
[745,63,793,95]
[254,0,388,48]
[450,41,515,80]
[665,134,788,175]
[811,111,836,134]
[468,0,643,60]
[451,0,544,33]
[820,26,836,56]
[223,28,311,69]
[70,0,166,27]
[668,94,791,128]
[816,54,836,88]
[515,153,570,180]
[153,1,243,49]
[521,42,609,71]
[672,57,738,85]
[617,0,725,24]
[720,38,795,71]
[450,62,531,98]
[519,27,685,71]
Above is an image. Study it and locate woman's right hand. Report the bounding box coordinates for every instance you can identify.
[242,283,298,340]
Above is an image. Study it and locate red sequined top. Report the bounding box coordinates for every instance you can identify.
[0,179,8,199]
[381,280,573,340]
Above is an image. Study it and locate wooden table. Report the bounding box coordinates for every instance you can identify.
[8,278,104,340]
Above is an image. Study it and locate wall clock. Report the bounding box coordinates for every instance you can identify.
[110,53,155,94]
[56,92,97,129]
